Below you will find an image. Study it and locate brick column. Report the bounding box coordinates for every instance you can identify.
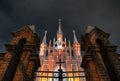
[105,46,120,81]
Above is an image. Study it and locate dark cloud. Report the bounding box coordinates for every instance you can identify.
[0,0,120,53]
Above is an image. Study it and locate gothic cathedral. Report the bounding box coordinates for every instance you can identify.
[36,19,85,81]
[0,20,120,81]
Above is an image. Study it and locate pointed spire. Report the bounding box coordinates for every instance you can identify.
[68,40,71,47]
[53,37,55,47]
[64,37,67,47]
[42,30,47,44]
[49,40,51,47]
[53,37,55,43]
[68,40,72,54]
[73,30,78,43]
[58,19,63,34]
[64,37,66,43]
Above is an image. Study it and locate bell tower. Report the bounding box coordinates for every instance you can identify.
[81,26,120,81]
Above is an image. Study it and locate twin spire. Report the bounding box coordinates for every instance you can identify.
[73,30,78,43]
[42,30,47,44]
[41,19,79,45]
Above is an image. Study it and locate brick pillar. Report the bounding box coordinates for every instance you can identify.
[13,52,31,81]
[2,38,26,81]
[0,53,11,81]
[105,46,120,81]
[81,46,111,81]
[93,46,111,81]
[88,61,100,81]
[81,55,100,81]
[93,51,110,81]
[27,61,35,79]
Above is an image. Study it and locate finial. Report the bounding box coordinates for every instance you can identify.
[42,30,47,44]
[73,30,78,43]
[53,37,55,47]
[68,40,72,54]
[45,30,47,34]
[58,19,62,22]
[58,19,62,34]
[49,40,51,47]
[53,37,55,43]
[64,37,67,47]
[68,40,71,47]
[64,37,66,43]
[73,30,75,34]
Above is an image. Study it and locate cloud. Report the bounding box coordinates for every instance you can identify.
[0,0,120,53]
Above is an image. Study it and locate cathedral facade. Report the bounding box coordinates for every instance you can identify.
[35,20,85,81]
[0,20,120,81]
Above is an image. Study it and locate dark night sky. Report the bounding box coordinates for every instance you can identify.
[0,0,120,53]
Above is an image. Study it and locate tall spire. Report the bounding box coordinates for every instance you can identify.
[73,30,78,43]
[57,19,63,41]
[57,19,63,34]
[42,30,47,44]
